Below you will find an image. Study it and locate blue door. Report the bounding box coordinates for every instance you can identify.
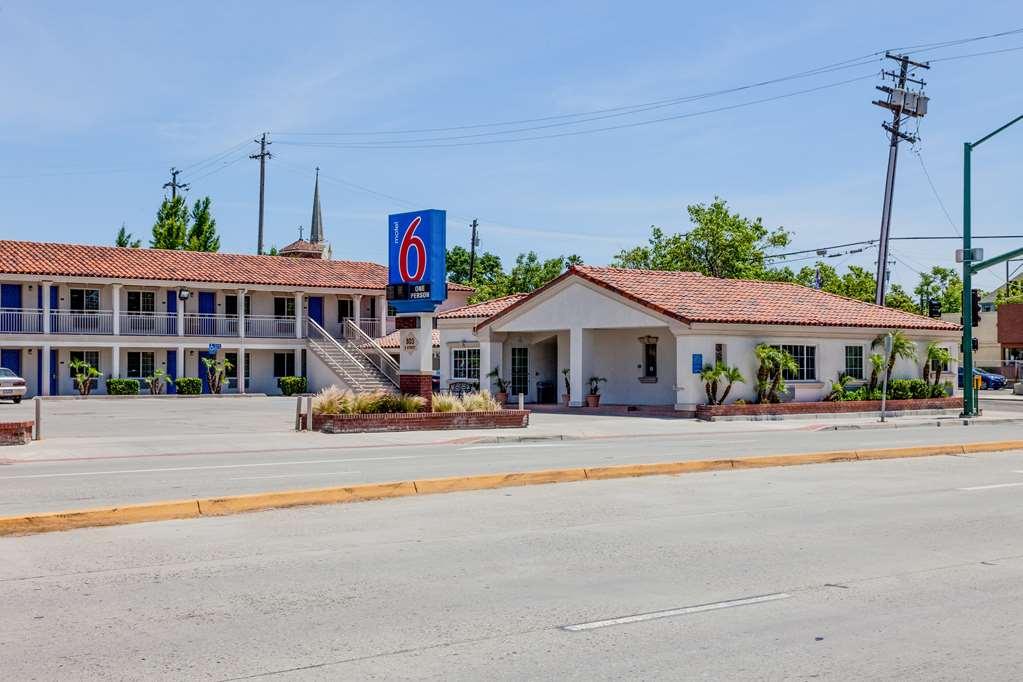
[1,284,22,332]
[1,349,20,375]
[198,292,216,336]
[37,349,42,396]
[166,349,177,394]
[308,296,324,328]
[49,348,58,396]
[166,291,178,335]
[199,351,215,393]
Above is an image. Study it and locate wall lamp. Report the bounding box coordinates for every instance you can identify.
[178,288,191,301]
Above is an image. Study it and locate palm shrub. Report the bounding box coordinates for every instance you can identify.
[145,369,173,395]
[826,372,853,401]
[699,363,723,405]
[923,343,951,388]
[70,359,100,396]
[867,353,886,393]
[753,344,775,403]
[767,349,798,403]
[719,365,744,403]
[201,356,233,395]
[872,330,917,388]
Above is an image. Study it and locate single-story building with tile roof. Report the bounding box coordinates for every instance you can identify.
[437,266,961,412]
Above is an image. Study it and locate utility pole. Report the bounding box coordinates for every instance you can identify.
[467,218,480,282]
[162,167,189,199]
[872,53,930,306]
[250,133,272,255]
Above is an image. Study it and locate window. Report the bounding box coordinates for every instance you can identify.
[126,291,155,314]
[775,344,816,381]
[127,351,155,378]
[69,288,100,312]
[338,299,354,320]
[511,347,529,396]
[844,346,864,380]
[643,343,657,378]
[368,297,377,318]
[274,352,296,377]
[69,350,100,377]
[451,348,480,381]
[225,352,251,379]
[224,295,251,317]
[274,297,296,318]
[715,343,727,365]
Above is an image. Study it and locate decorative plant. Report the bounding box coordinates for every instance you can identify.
[587,376,607,396]
[201,356,233,395]
[486,367,509,394]
[145,369,174,395]
[867,352,886,393]
[753,345,797,403]
[923,342,951,388]
[872,330,917,388]
[767,351,798,403]
[106,378,140,395]
[69,359,100,396]
[699,363,723,405]
[718,365,745,404]
[561,368,571,395]
[174,377,202,395]
[826,372,853,401]
[278,376,308,396]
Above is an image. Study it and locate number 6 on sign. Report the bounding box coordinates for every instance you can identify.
[398,216,427,282]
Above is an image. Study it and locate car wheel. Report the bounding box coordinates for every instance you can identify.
[981,380,989,390]
[12,397,21,404]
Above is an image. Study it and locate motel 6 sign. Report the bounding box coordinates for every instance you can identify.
[387,209,447,314]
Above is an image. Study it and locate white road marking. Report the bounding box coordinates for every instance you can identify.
[459,442,581,451]
[228,470,359,481]
[959,482,1023,491]
[561,592,792,632]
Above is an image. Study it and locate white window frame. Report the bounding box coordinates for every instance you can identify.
[126,351,155,378]
[451,347,480,381]
[68,350,100,377]
[126,290,155,315]
[773,344,817,382]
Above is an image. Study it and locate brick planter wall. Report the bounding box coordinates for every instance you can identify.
[312,410,529,434]
[696,397,960,421]
[399,373,434,410]
[0,421,33,445]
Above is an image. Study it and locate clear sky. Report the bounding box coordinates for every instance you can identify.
[1,1,1021,291]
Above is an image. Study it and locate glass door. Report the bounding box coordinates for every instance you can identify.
[511,347,529,398]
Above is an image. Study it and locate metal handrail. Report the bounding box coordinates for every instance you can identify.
[306,319,370,389]
[342,318,400,386]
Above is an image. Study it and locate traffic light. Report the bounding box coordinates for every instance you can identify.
[927,299,942,318]
[971,289,982,326]
[959,338,980,353]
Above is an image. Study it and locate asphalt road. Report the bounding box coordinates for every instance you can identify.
[3,420,1023,515]
[4,451,1023,679]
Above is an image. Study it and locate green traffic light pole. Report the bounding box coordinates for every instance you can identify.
[961,113,1023,416]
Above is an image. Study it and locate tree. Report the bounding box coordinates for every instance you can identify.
[884,284,920,314]
[115,223,141,248]
[791,262,878,302]
[448,247,581,303]
[151,196,189,249]
[612,197,790,279]
[266,245,279,256]
[186,196,220,252]
[446,245,504,287]
[914,266,962,313]
[923,342,951,387]
[872,330,917,387]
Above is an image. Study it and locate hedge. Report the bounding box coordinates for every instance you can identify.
[278,376,307,396]
[106,378,140,395]
[175,377,202,395]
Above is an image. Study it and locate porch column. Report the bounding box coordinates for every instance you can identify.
[479,335,491,391]
[42,282,51,334]
[376,294,387,336]
[569,327,583,407]
[41,343,51,396]
[237,346,246,394]
[673,331,688,409]
[352,294,363,332]
[111,284,121,335]
[294,291,304,338]
[111,344,120,379]
[176,292,184,336]
[237,289,247,339]
[176,346,185,380]
[294,347,302,379]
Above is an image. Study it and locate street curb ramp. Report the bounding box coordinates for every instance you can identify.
[3,439,1023,536]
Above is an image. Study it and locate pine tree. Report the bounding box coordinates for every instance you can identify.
[150,196,189,250]
[115,223,141,248]
[186,197,220,252]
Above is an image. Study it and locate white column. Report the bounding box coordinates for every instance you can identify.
[569,327,583,407]
[294,347,302,379]
[237,346,246,394]
[673,332,688,409]
[479,337,491,391]
[42,282,51,334]
[111,344,120,379]
[176,292,184,336]
[41,344,51,396]
[111,284,121,336]
[176,346,185,380]
[295,291,304,338]
[353,294,363,331]
[376,294,387,336]
[238,289,247,339]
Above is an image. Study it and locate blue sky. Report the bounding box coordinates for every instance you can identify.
[1,1,1021,291]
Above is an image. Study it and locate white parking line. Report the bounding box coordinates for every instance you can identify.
[459,442,582,451]
[959,482,1023,491]
[561,592,792,632]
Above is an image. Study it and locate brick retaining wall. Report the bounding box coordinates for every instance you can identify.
[696,397,960,421]
[312,410,529,434]
[0,421,34,446]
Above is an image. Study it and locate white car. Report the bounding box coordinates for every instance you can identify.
[0,367,27,403]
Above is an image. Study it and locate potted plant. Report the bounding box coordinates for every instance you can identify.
[561,368,571,406]
[586,376,606,407]
[487,367,510,403]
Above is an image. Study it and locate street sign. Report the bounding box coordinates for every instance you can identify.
[208,343,221,354]
[691,353,703,374]
[387,210,447,314]
[955,247,984,263]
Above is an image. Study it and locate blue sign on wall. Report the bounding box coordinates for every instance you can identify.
[387,209,447,314]
[691,353,703,374]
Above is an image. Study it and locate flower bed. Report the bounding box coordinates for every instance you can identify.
[696,397,960,421]
[0,421,33,445]
[312,410,530,434]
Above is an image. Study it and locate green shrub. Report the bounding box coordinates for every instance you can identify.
[908,379,930,399]
[106,378,140,395]
[888,379,912,401]
[931,381,952,398]
[278,376,307,396]
[175,377,202,395]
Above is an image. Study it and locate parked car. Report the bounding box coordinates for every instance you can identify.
[957,367,1007,390]
[0,367,27,403]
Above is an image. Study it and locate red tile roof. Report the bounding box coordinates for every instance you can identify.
[437,293,529,319]
[374,329,440,349]
[478,265,961,332]
[279,238,325,254]
[0,240,472,291]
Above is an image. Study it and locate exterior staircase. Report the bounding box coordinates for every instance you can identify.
[306,319,399,393]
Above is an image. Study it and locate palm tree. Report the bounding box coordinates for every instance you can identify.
[826,372,853,401]
[924,342,952,388]
[754,344,777,403]
[872,330,917,388]
[718,365,745,404]
[767,350,799,403]
[867,352,886,393]
[699,363,723,405]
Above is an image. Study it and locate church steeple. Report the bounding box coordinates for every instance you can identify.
[309,167,324,244]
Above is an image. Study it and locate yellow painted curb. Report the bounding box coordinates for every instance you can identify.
[4,439,1023,537]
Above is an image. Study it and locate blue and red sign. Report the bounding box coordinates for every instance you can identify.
[387,209,447,313]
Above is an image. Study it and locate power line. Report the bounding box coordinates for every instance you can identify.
[912,147,960,237]
[178,138,252,175]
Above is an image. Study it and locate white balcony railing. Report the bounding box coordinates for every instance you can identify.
[183,313,239,337]
[52,310,114,335]
[120,312,177,336]
[245,315,297,338]
[0,308,43,333]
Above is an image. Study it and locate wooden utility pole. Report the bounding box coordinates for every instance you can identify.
[162,167,189,199]
[468,218,479,282]
[250,133,272,255]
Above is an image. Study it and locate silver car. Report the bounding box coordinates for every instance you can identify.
[0,367,27,403]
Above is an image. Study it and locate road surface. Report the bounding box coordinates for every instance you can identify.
[4,450,1023,679]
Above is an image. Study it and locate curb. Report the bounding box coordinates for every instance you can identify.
[4,439,1023,537]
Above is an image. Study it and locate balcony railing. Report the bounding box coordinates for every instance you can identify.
[183,313,238,337]
[0,308,43,333]
[120,312,177,336]
[52,310,114,335]
[245,315,297,338]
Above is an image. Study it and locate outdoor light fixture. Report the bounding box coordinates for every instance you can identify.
[178,288,191,301]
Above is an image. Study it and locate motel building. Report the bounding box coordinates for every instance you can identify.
[0,240,470,397]
[437,266,961,413]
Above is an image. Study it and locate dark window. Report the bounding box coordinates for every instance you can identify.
[224,352,250,379]
[126,291,155,314]
[69,288,100,312]
[775,344,816,381]
[715,343,726,365]
[274,352,296,377]
[274,297,296,318]
[844,346,864,380]
[127,351,154,378]
[368,297,377,318]
[225,295,251,317]
[644,343,657,378]
[338,299,354,320]
[69,350,100,377]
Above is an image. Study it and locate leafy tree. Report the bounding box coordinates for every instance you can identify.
[266,245,279,256]
[872,330,917,388]
[115,223,141,248]
[448,246,581,303]
[612,197,790,279]
[914,266,962,313]
[446,245,504,287]
[151,196,189,249]
[884,284,920,314]
[186,197,220,252]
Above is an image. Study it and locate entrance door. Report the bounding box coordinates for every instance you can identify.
[308,296,324,328]
[1,284,22,332]
[0,349,20,375]
[166,349,177,395]
[511,347,529,398]
[198,292,216,336]
[49,348,58,395]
